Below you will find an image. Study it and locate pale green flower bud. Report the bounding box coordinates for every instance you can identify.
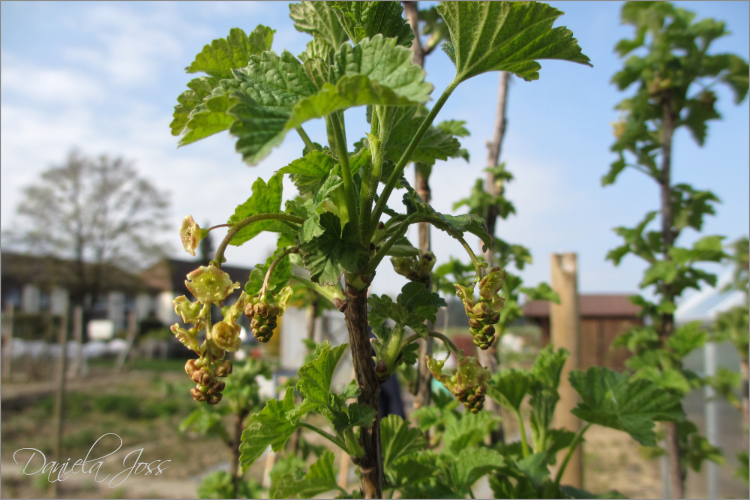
[173,295,203,324]
[185,265,239,304]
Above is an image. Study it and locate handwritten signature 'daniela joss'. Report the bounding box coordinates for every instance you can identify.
[13,433,171,489]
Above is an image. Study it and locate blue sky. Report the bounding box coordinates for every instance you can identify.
[2,1,748,301]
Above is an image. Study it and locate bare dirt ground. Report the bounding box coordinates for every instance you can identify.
[3,365,748,499]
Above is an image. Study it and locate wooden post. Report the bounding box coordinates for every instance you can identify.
[262,449,276,488]
[67,306,83,378]
[115,310,137,373]
[338,451,350,490]
[50,311,68,498]
[550,253,582,488]
[3,304,13,381]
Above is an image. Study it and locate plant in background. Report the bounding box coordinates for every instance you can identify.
[604,2,749,496]
[167,1,619,496]
[708,236,749,484]
[181,359,272,499]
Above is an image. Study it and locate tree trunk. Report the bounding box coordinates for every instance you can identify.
[478,71,511,445]
[742,358,749,437]
[344,285,382,499]
[659,99,684,499]
[231,409,249,499]
[484,71,511,256]
[50,312,68,498]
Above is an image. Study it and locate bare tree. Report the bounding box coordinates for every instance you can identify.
[3,149,171,337]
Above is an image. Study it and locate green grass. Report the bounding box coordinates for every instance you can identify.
[133,358,193,372]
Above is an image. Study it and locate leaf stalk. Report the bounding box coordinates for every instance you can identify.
[368,79,460,241]
[329,112,361,242]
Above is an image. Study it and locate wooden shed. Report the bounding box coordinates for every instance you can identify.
[522,294,642,371]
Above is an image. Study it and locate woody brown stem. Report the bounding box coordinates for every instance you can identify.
[231,409,249,499]
[344,285,382,498]
[659,97,684,499]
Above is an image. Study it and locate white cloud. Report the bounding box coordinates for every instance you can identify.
[59,3,208,88]
[1,53,106,105]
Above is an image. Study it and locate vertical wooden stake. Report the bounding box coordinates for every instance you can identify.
[115,310,137,373]
[3,304,13,381]
[50,311,69,498]
[67,306,83,378]
[550,253,582,488]
[262,449,276,489]
[338,450,350,490]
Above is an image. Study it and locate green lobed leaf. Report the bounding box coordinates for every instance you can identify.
[443,411,500,455]
[542,428,578,466]
[296,341,349,410]
[226,50,318,165]
[187,26,275,79]
[227,174,283,246]
[387,452,439,489]
[171,76,220,137]
[487,368,534,412]
[437,1,592,83]
[332,35,430,103]
[270,451,339,499]
[666,321,708,358]
[516,452,550,487]
[289,1,349,52]
[531,344,569,390]
[381,414,428,471]
[450,447,505,489]
[330,1,414,47]
[178,87,239,146]
[286,74,429,132]
[385,107,462,166]
[240,388,300,471]
[569,366,686,446]
[437,119,470,137]
[278,151,340,196]
[298,212,368,285]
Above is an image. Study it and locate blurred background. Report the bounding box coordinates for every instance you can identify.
[1,1,748,499]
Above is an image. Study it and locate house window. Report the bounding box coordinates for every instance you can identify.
[39,289,51,312]
[92,294,108,313]
[3,286,21,310]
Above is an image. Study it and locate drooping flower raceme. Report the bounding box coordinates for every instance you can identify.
[244,287,293,343]
[169,264,241,405]
[427,354,491,413]
[456,266,506,350]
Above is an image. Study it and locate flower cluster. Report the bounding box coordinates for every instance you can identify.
[427,354,491,413]
[244,287,292,343]
[170,264,243,404]
[185,357,232,404]
[456,267,506,350]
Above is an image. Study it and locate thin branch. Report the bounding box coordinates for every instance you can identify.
[290,274,346,305]
[299,422,348,451]
[403,330,463,359]
[329,112,361,242]
[213,213,305,267]
[368,79,460,241]
[554,423,591,485]
[364,214,419,275]
[261,246,299,296]
[296,126,318,153]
